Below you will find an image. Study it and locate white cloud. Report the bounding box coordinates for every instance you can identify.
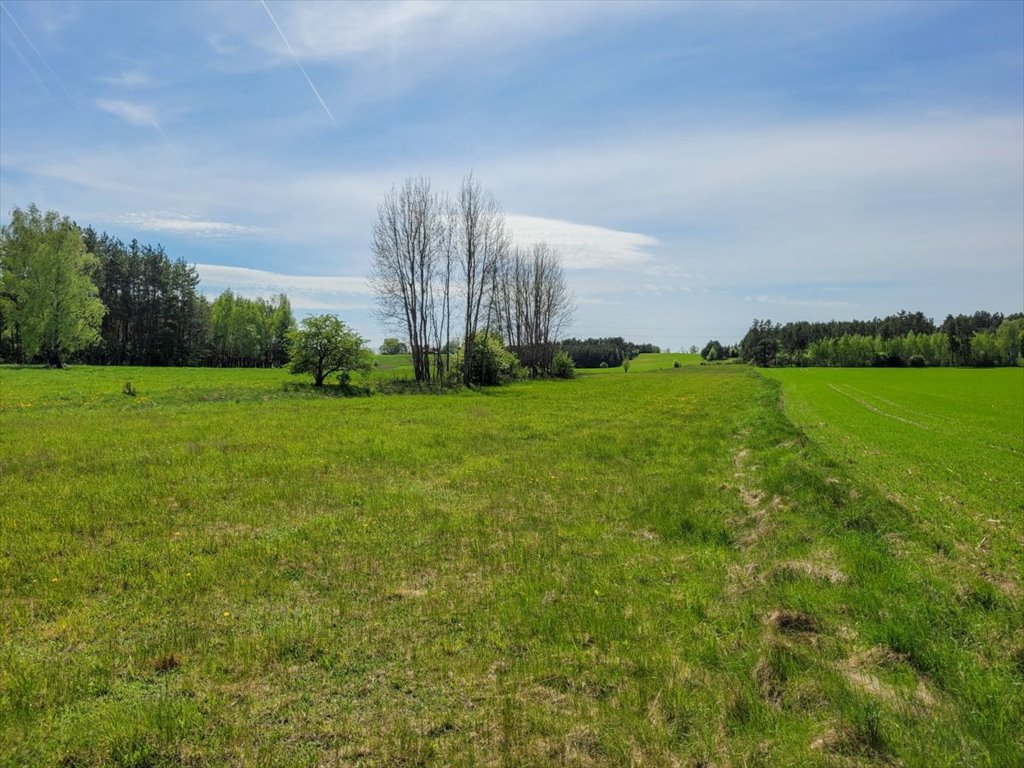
[576,297,622,307]
[746,295,849,309]
[505,214,657,270]
[195,264,373,313]
[118,212,261,238]
[4,111,1020,330]
[102,70,152,88]
[95,99,160,127]
[239,1,632,62]
[642,262,690,279]
[480,113,1024,285]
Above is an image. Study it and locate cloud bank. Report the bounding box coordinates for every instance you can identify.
[195,263,372,313]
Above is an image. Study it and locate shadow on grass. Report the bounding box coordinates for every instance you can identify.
[373,377,464,395]
[282,382,373,397]
[285,376,529,397]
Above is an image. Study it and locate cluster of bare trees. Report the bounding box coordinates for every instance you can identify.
[492,243,573,378]
[370,175,573,385]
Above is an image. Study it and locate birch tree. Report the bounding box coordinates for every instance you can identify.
[370,178,442,382]
[493,243,573,377]
[457,174,509,386]
[0,204,104,366]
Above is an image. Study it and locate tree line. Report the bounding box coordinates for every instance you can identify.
[703,310,1024,367]
[370,175,575,385]
[559,337,661,369]
[0,204,296,367]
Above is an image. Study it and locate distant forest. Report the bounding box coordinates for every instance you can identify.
[703,310,1024,368]
[558,338,660,368]
[1,223,295,367]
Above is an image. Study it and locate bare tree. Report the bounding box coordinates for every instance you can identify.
[369,174,572,385]
[493,243,574,377]
[429,196,457,382]
[457,174,509,386]
[370,178,442,382]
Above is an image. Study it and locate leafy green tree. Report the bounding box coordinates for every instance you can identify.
[995,318,1024,366]
[268,294,295,367]
[288,315,372,386]
[701,340,723,361]
[0,204,105,366]
[465,331,520,385]
[206,291,292,367]
[969,331,1000,367]
[379,337,408,355]
[943,314,975,366]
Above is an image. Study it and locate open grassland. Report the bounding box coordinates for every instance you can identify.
[1,365,1022,766]
[578,352,701,374]
[0,357,414,413]
[372,354,414,378]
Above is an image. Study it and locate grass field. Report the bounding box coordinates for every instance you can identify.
[578,352,702,374]
[766,367,1024,584]
[1,364,1022,766]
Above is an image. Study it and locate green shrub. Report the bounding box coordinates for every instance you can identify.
[467,332,520,386]
[908,354,926,368]
[551,350,576,379]
[673,360,681,368]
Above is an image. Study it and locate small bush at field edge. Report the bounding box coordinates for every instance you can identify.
[551,350,576,379]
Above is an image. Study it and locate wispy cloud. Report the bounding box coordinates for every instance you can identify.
[259,0,336,126]
[118,212,261,238]
[745,295,849,309]
[93,100,181,159]
[242,2,627,62]
[576,297,623,307]
[642,262,690,279]
[102,70,152,88]
[195,263,372,312]
[506,214,657,270]
[95,99,160,128]
[4,109,1020,338]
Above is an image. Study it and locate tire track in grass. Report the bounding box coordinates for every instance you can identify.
[839,381,1021,449]
[839,383,957,426]
[826,383,1022,457]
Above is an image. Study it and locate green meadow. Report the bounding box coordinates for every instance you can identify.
[1,364,1022,766]
[577,352,702,373]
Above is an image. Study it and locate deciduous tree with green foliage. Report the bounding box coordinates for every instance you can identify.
[378,337,409,355]
[288,314,372,387]
[0,204,105,366]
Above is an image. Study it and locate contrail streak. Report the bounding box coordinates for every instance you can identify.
[0,22,53,96]
[0,1,67,96]
[259,0,337,127]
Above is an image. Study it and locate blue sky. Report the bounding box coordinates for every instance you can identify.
[1,0,1022,349]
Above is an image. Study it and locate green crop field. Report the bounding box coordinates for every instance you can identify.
[1,364,1022,766]
[765,367,1024,581]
